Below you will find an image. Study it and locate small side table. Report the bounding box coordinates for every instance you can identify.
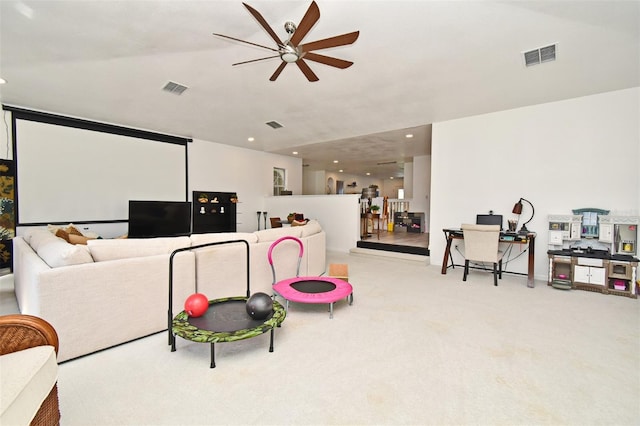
[361,213,380,239]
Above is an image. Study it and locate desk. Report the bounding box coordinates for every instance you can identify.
[441,228,536,288]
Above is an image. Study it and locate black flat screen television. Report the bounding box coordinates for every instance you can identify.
[128,200,191,238]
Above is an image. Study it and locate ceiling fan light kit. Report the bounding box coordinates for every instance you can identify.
[214,1,359,82]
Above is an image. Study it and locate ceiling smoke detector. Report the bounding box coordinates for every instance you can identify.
[523,43,557,67]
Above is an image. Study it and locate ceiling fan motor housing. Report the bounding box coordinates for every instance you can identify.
[284,21,297,35]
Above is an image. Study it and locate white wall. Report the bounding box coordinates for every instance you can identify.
[264,194,361,252]
[412,155,431,232]
[304,168,386,195]
[430,88,639,281]
[381,177,404,199]
[303,169,325,195]
[188,139,302,233]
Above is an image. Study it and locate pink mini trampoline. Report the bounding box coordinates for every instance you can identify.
[268,236,353,319]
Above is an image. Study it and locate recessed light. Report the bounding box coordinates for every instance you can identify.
[247,137,255,142]
[0,78,6,85]
[292,151,298,155]
[333,160,339,163]
[405,134,413,138]
[390,177,394,179]
[339,169,343,173]
[366,172,370,176]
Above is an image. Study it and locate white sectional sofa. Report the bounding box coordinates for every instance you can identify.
[13,220,326,362]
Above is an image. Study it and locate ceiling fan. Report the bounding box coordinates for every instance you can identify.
[213,1,359,82]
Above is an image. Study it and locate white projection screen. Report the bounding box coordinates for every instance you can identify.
[13,112,188,224]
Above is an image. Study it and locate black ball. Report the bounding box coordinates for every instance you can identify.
[246,292,273,320]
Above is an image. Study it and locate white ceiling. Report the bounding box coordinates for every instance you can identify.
[0,1,638,179]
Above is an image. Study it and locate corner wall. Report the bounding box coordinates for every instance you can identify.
[188,139,302,233]
[430,87,639,281]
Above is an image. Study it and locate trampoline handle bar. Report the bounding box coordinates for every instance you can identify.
[267,236,304,284]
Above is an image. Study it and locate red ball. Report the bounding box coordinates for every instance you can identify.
[184,293,209,317]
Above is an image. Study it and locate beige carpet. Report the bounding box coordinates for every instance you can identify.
[2,252,639,425]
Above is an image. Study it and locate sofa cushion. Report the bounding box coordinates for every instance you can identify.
[300,219,322,237]
[0,345,58,426]
[27,229,60,251]
[26,229,94,268]
[37,239,93,268]
[254,226,303,243]
[87,236,191,262]
[190,232,258,246]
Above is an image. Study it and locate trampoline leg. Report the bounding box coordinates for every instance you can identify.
[329,303,334,319]
[210,342,216,368]
[171,334,176,352]
[348,293,354,305]
[269,328,274,352]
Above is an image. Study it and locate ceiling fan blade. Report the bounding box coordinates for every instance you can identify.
[289,1,320,46]
[233,55,280,66]
[296,59,319,82]
[299,31,360,52]
[269,62,288,81]
[303,52,353,69]
[243,2,283,46]
[213,33,278,52]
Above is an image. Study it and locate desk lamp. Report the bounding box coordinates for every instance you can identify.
[512,197,534,234]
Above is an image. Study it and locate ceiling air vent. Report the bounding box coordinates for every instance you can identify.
[523,43,557,67]
[265,121,283,129]
[162,81,188,95]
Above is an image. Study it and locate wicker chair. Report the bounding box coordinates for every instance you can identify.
[0,314,60,426]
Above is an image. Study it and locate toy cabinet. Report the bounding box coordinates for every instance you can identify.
[573,258,607,286]
[607,261,635,295]
[599,216,638,257]
[547,210,638,298]
[393,212,425,233]
[549,255,572,289]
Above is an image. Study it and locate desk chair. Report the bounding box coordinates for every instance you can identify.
[461,224,504,286]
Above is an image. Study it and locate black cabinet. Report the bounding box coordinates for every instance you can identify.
[394,212,425,233]
[192,191,237,233]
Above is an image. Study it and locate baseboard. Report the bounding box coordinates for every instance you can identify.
[349,247,430,264]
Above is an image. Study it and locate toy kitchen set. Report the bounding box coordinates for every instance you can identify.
[547,208,638,298]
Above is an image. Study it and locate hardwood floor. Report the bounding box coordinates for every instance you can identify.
[358,229,430,255]
[362,229,429,248]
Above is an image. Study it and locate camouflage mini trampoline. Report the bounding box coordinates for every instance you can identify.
[168,240,286,368]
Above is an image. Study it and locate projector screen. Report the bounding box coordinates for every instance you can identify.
[11,110,189,225]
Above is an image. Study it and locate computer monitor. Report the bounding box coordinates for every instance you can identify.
[476,214,503,230]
